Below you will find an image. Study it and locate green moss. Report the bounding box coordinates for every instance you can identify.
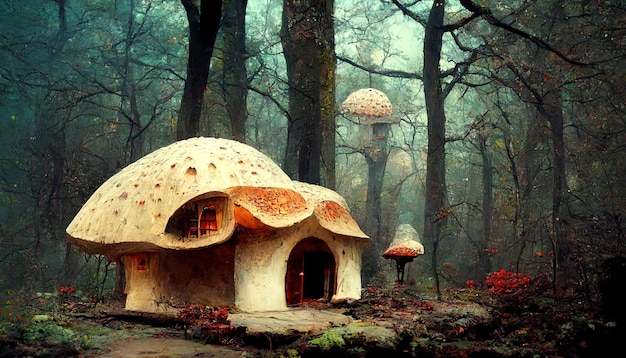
[280,349,301,358]
[23,319,74,345]
[72,321,164,354]
[32,314,51,322]
[308,330,346,351]
[450,341,474,349]
[307,322,399,352]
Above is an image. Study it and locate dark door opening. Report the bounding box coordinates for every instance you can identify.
[286,238,336,306]
[303,251,334,300]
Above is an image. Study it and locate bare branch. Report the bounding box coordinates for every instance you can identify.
[459,0,588,66]
[337,55,422,80]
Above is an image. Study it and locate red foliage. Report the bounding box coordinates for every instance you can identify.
[58,286,75,296]
[177,304,235,342]
[486,269,531,295]
[417,300,434,311]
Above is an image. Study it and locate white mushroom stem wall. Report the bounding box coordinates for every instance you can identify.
[118,219,366,313]
[234,233,290,312]
[123,254,177,314]
[332,238,364,302]
[122,244,236,313]
[234,217,365,312]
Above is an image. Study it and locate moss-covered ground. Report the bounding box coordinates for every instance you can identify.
[0,284,622,357]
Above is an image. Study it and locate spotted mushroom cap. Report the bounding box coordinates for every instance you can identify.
[382,224,425,259]
[293,181,366,238]
[341,88,397,125]
[66,137,368,257]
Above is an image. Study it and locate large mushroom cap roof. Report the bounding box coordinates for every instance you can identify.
[341,88,397,125]
[67,137,368,256]
[382,224,424,259]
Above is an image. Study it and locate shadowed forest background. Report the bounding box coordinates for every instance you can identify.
[0,0,625,311]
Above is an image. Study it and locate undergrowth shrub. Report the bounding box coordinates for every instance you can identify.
[177,304,240,344]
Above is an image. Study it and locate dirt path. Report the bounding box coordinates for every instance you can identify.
[98,337,249,358]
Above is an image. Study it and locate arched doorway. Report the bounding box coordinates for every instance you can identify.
[285,238,336,306]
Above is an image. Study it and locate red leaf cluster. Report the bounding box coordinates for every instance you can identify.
[466,279,475,289]
[178,304,229,325]
[486,269,531,295]
[177,304,235,342]
[58,286,75,296]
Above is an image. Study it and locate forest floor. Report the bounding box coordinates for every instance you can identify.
[0,282,622,357]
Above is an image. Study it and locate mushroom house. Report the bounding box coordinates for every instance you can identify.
[66,137,370,313]
[341,88,400,147]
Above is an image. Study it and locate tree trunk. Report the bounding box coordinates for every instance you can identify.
[546,90,566,292]
[280,0,336,186]
[360,143,390,283]
[319,8,336,190]
[50,0,77,287]
[512,105,541,273]
[543,0,568,294]
[422,0,447,298]
[221,0,248,143]
[119,0,143,163]
[478,127,493,278]
[177,0,222,140]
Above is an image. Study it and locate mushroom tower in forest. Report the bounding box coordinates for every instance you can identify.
[66,137,370,313]
[341,87,399,147]
[383,224,424,288]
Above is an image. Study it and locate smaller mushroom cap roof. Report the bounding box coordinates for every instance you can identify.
[293,181,366,237]
[341,88,397,125]
[382,224,425,259]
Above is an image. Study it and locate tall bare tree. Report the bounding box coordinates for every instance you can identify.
[221,0,248,143]
[177,0,222,140]
[280,0,336,186]
[421,0,448,298]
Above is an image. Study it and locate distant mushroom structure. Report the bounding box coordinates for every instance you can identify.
[341,88,394,123]
[341,88,400,243]
[66,137,369,313]
[341,88,399,150]
[383,224,425,288]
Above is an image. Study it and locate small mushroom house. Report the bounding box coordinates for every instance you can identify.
[66,137,369,313]
[341,88,399,145]
[383,224,424,287]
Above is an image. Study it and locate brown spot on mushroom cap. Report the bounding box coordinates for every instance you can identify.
[341,88,397,125]
[383,224,425,259]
